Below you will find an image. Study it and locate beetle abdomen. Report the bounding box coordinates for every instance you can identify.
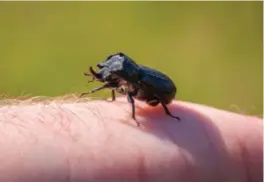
[138,65,176,101]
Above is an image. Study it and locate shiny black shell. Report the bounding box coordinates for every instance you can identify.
[81,52,180,124]
[135,65,176,104]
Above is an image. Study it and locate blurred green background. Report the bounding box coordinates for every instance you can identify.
[0,2,262,116]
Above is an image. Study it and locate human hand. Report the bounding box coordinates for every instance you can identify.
[0,97,262,182]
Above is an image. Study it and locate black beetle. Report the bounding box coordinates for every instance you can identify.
[80,53,180,126]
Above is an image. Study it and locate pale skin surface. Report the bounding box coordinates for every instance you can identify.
[0,97,262,182]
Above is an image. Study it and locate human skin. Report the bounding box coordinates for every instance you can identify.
[0,97,262,182]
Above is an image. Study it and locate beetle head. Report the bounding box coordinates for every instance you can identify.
[99,53,140,83]
[96,52,124,69]
[88,66,120,84]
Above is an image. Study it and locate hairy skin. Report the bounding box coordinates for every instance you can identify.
[0,97,262,182]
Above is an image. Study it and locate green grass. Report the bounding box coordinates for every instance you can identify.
[0,2,262,116]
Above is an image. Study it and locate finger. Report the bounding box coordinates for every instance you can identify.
[0,97,261,182]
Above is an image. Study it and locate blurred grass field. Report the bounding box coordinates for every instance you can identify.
[0,2,262,116]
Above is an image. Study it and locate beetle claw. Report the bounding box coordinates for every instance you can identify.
[161,102,180,121]
[80,92,88,97]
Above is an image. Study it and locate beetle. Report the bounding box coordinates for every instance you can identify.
[80,53,180,126]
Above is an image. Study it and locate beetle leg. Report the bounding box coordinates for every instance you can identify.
[84,72,91,76]
[127,93,140,127]
[111,90,116,101]
[80,83,109,97]
[160,101,180,121]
